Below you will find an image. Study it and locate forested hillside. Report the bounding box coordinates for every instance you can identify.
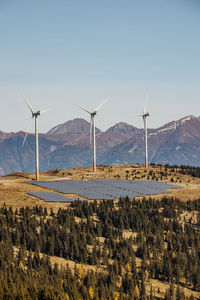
[0,197,199,299]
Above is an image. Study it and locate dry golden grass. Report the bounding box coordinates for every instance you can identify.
[146,279,200,299]
[122,229,137,240]
[13,246,107,275]
[49,256,107,274]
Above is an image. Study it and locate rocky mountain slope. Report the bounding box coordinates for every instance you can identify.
[106,122,142,135]
[0,115,199,175]
[48,118,101,134]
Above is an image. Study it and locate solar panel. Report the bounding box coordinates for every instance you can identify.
[28,192,77,202]
[26,180,183,200]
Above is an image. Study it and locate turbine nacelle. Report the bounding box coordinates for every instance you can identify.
[137,112,150,118]
[32,111,41,118]
[91,111,97,117]
[143,112,150,118]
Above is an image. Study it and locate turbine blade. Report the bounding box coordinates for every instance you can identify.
[90,116,93,144]
[143,103,146,114]
[76,103,91,114]
[19,89,34,114]
[22,118,32,147]
[144,94,148,114]
[136,114,144,117]
[40,108,52,115]
[94,97,108,112]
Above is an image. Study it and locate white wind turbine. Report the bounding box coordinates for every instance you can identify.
[137,100,150,168]
[20,90,50,181]
[77,98,108,173]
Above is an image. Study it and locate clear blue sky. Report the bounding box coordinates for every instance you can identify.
[0,0,200,133]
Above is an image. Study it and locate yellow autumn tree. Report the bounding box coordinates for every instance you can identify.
[133,285,140,299]
[19,260,25,271]
[77,265,84,279]
[65,293,70,300]
[126,262,131,272]
[114,291,120,300]
[89,286,94,299]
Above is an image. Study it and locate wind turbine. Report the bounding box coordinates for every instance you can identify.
[77,98,108,173]
[137,100,150,168]
[20,90,50,181]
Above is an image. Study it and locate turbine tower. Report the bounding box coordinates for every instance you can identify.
[20,90,50,181]
[77,98,108,173]
[137,101,150,168]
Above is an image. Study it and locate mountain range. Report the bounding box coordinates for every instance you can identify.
[0,115,200,176]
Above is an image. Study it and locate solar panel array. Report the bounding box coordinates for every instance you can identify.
[28,192,76,202]
[26,180,182,201]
